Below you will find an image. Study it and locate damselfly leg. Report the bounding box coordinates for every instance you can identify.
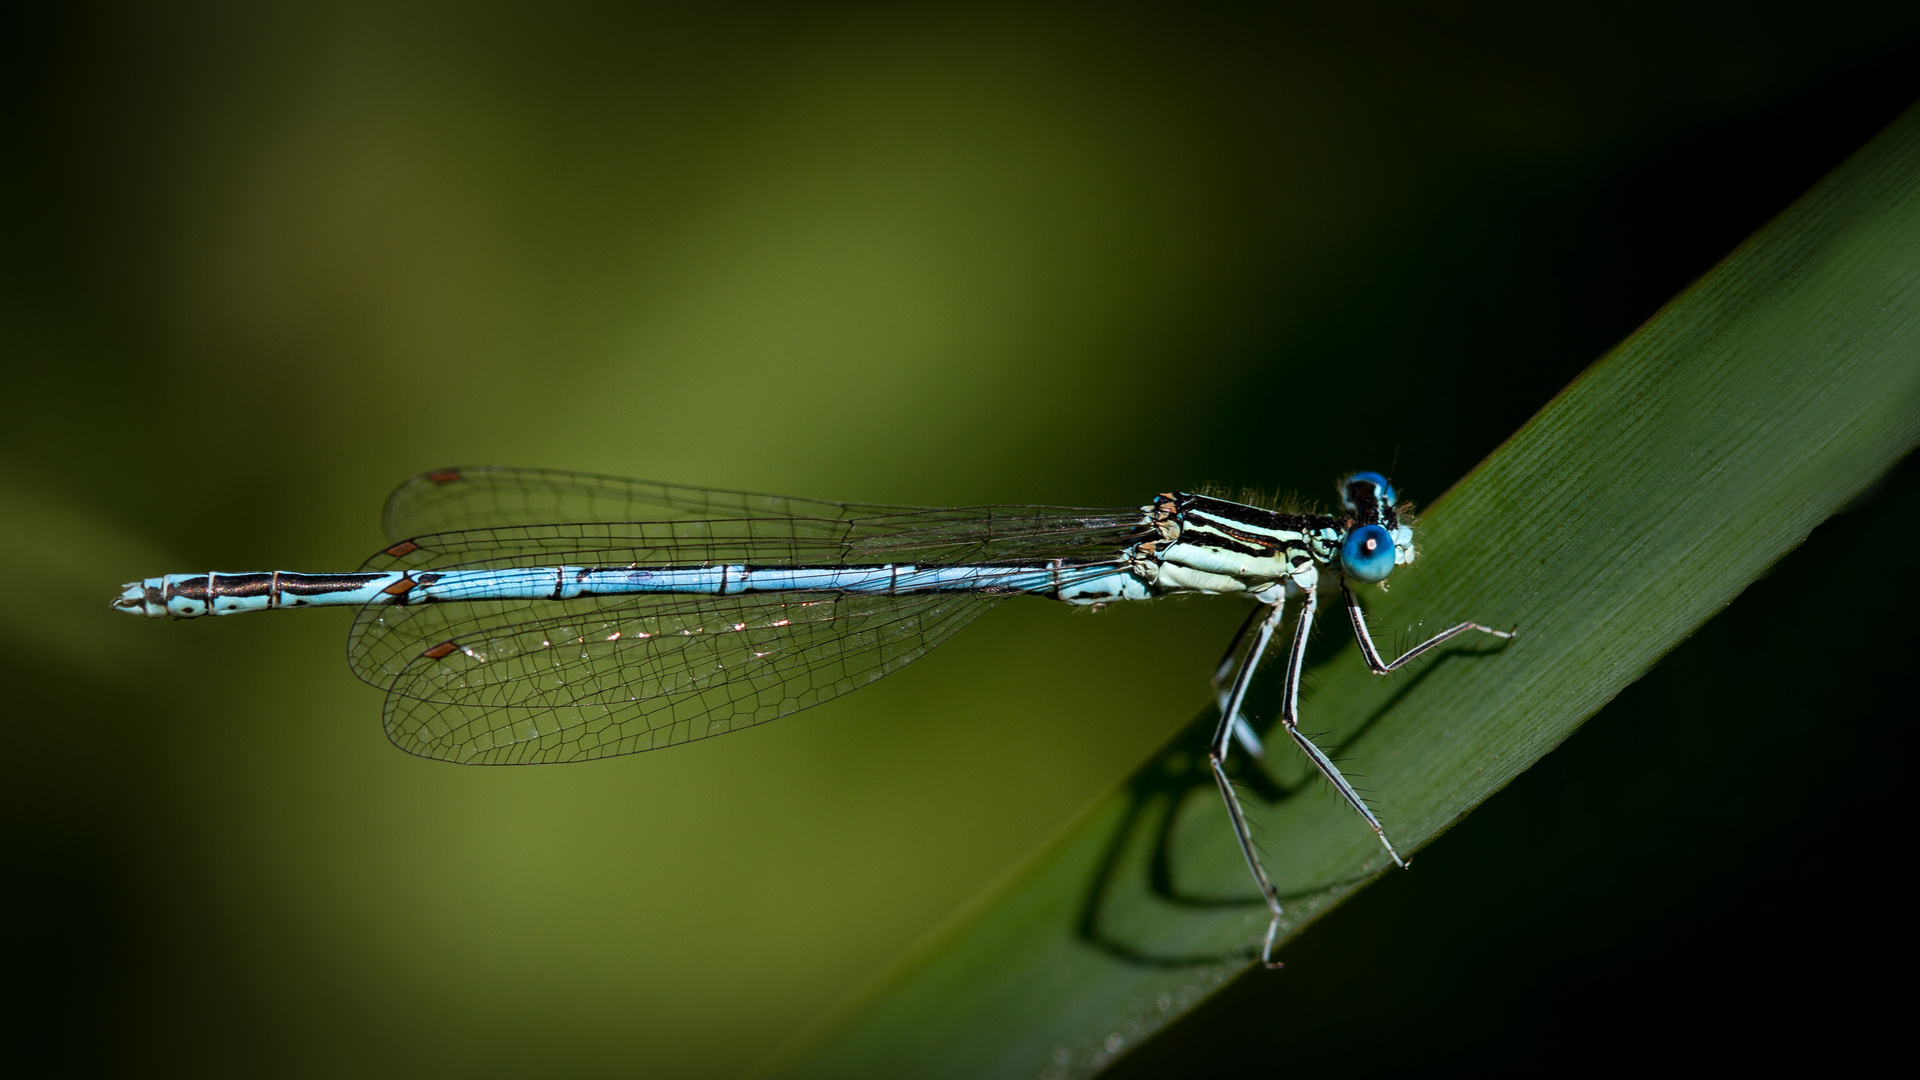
[1212,604,1268,759]
[1342,585,1517,673]
[1212,591,1386,966]
[1207,598,1290,966]
[1213,587,1516,967]
[1275,589,1405,869]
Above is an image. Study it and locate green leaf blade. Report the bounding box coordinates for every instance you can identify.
[763,105,1920,1080]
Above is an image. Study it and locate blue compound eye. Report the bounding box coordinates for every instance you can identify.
[1341,524,1396,583]
[1346,471,1397,507]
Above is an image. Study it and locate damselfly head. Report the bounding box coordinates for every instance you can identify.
[1339,472,1416,581]
[1340,524,1396,583]
[1340,471,1397,520]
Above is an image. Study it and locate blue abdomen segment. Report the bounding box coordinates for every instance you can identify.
[114,561,1153,618]
[114,571,413,618]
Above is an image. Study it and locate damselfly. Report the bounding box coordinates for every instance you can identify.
[113,466,1512,965]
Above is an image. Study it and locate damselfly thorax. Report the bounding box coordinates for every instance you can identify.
[1140,491,1412,602]
[113,466,1507,967]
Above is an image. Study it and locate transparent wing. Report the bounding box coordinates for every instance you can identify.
[381,465,906,541]
[362,589,1003,764]
[348,499,1152,764]
[371,509,1147,578]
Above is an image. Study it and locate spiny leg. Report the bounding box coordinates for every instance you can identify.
[1212,604,1268,759]
[1208,598,1289,966]
[1342,585,1517,674]
[1273,588,1409,869]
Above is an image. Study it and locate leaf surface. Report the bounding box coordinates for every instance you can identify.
[762,105,1920,1080]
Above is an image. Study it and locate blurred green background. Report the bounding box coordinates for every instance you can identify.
[4,4,1915,1076]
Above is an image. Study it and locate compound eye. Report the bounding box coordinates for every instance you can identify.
[1341,471,1397,511]
[1341,524,1396,583]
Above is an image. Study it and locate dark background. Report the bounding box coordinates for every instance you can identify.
[4,3,1915,1076]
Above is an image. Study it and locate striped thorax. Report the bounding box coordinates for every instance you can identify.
[1135,474,1416,601]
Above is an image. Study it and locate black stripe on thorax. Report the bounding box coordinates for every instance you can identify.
[1175,494,1339,535]
[1174,521,1274,558]
[1185,511,1313,547]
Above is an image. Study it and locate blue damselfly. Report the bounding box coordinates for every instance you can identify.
[114,466,1512,965]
